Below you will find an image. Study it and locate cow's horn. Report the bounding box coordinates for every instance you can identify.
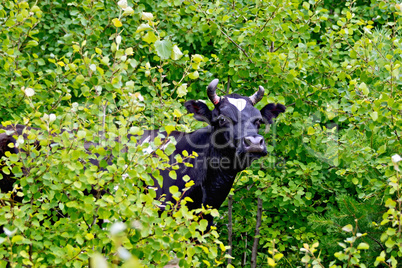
[207,79,220,105]
[249,86,264,105]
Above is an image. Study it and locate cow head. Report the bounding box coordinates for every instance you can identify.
[185,79,286,169]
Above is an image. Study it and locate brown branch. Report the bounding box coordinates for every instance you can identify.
[242,230,248,267]
[251,197,263,268]
[215,24,254,64]
[259,6,280,33]
[226,76,231,94]
[227,194,233,265]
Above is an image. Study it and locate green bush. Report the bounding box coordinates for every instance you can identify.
[1,0,402,267]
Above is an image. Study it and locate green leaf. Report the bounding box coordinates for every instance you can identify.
[307,127,315,135]
[177,83,187,97]
[199,219,208,232]
[136,23,152,33]
[359,82,369,95]
[268,257,276,266]
[112,18,122,27]
[11,235,24,243]
[8,154,19,163]
[2,166,10,175]
[171,45,183,60]
[385,238,395,248]
[302,2,310,10]
[173,109,182,118]
[192,54,203,63]
[142,31,158,44]
[301,255,310,263]
[169,185,178,194]
[164,142,176,156]
[342,224,353,232]
[357,242,369,250]
[211,209,219,217]
[376,255,385,262]
[378,144,386,154]
[370,111,378,121]
[90,253,108,268]
[154,40,173,60]
[164,125,175,135]
[385,198,396,208]
[141,12,154,21]
[129,126,143,135]
[386,228,396,236]
[77,130,86,140]
[188,71,199,79]
[25,40,38,48]
[75,74,85,84]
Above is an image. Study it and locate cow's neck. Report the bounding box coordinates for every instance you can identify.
[201,143,242,209]
[203,163,238,209]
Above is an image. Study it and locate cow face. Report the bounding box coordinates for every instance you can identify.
[185,79,286,165]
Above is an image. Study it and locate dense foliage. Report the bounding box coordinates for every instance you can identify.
[0,0,402,267]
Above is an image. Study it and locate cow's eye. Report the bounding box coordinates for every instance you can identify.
[218,117,228,126]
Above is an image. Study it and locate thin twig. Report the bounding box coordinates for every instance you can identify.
[227,194,233,265]
[251,197,263,268]
[226,76,231,94]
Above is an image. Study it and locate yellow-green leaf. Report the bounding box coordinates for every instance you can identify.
[142,31,158,44]
[357,242,369,250]
[370,111,378,121]
[268,257,276,266]
[136,23,152,33]
[85,233,94,240]
[173,109,182,118]
[177,83,187,97]
[165,125,175,135]
[171,45,183,60]
[188,71,199,79]
[192,54,203,63]
[141,12,154,21]
[342,224,353,232]
[112,18,123,28]
[359,82,369,95]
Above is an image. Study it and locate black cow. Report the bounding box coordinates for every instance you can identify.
[0,79,285,227]
[0,124,39,199]
[142,79,285,225]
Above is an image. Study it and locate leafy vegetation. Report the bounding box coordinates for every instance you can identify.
[0,0,402,267]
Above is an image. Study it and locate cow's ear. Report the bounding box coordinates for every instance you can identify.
[260,103,286,124]
[184,100,212,123]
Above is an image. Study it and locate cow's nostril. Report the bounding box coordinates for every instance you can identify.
[244,137,253,146]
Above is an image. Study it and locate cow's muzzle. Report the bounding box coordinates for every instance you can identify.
[243,135,266,154]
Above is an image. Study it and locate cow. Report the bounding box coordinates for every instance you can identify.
[0,124,38,200]
[0,79,285,228]
[142,79,286,226]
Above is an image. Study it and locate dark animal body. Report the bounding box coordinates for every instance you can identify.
[141,79,286,225]
[0,79,285,226]
[0,124,38,199]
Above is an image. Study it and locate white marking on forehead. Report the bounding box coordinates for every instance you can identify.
[227,98,247,111]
